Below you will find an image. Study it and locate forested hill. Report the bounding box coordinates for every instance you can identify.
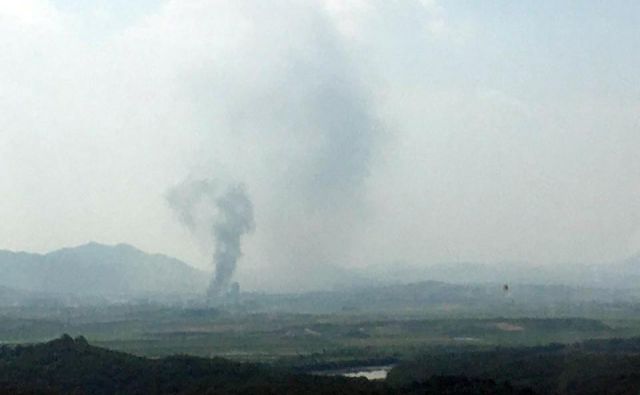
[0,336,534,395]
[388,338,640,395]
[0,335,373,394]
[0,242,207,297]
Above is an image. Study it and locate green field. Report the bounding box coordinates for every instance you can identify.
[4,302,640,371]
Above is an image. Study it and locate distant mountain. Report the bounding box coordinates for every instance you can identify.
[0,242,208,297]
[624,253,640,267]
[0,285,42,306]
[357,256,640,290]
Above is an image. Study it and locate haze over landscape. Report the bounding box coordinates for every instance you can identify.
[3,1,640,394]
[2,0,639,293]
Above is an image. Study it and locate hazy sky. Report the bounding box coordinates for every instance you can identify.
[1,0,639,291]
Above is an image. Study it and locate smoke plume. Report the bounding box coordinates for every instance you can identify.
[166,179,254,296]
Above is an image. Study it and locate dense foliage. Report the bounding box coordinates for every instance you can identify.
[0,335,539,394]
[388,338,640,395]
[0,335,384,394]
[6,335,640,394]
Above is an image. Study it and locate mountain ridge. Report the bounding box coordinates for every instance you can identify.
[0,242,208,297]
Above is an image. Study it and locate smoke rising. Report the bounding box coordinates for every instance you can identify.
[3,1,640,292]
[179,2,384,286]
[166,179,254,296]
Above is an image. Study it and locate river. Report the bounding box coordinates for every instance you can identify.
[314,365,395,380]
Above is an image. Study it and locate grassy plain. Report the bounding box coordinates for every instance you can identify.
[3,301,640,371]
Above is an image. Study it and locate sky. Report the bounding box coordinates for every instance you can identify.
[1,0,639,291]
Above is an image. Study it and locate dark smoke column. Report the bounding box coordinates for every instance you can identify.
[166,179,254,298]
[208,185,254,296]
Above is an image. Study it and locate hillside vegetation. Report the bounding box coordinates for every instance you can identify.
[0,336,535,394]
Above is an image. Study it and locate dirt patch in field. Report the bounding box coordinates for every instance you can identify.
[495,322,525,332]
